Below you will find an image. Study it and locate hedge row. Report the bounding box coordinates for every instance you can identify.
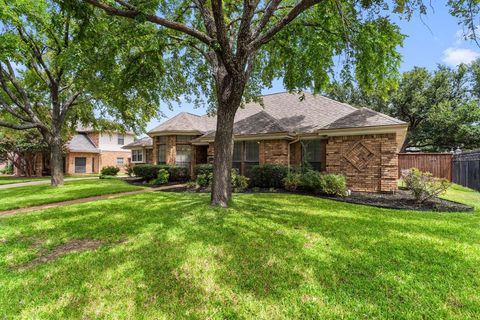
[133,164,189,182]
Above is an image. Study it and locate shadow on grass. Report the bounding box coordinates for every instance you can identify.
[0,192,479,318]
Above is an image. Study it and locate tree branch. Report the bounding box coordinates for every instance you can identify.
[250,0,322,50]
[0,120,39,130]
[85,0,214,45]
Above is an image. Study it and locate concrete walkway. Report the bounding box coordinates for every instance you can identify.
[0,177,98,190]
[0,184,186,217]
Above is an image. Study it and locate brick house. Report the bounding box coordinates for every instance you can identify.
[123,92,408,192]
[14,127,134,176]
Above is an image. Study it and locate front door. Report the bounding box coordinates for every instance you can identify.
[75,157,87,173]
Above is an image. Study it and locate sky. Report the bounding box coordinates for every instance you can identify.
[143,2,480,132]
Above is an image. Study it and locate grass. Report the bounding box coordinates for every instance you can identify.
[0,179,142,211]
[0,176,49,185]
[0,186,479,319]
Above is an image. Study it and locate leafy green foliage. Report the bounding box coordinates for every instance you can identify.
[100,166,120,177]
[153,168,169,185]
[132,164,188,182]
[195,169,248,193]
[194,164,214,176]
[402,168,451,203]
[283,170,348,196]
[249,164,289,189]
[231,169,249,193]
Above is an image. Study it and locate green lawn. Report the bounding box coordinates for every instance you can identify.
[0,176,49,185]
[0,187,479,319]
[0,179,142,211]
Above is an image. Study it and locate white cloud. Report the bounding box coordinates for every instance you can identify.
[442,47,480,66]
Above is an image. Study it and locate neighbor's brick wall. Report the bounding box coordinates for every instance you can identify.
[326,133,398,192]
[100,151,131,172]
[259,140,289,165]
[65,152,99,175]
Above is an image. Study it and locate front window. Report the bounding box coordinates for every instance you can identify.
[75,157,86,173]
[176,145,191,168]
[132,150,143,163]
[158,144,166,164]
[118,134,125,145]
[302,140,323,171]
[231,141,259,176]
[176,135,194,144]
[116,157,124,166]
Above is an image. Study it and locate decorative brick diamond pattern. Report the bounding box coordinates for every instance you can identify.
[344,141,375,171]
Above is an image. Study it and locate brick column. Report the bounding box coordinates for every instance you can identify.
[166,135,176,165]
[152,137,158,164]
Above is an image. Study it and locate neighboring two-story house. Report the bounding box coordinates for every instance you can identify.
[123,92,408,193]
[14,127,134,176]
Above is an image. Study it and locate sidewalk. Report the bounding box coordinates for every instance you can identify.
[0,177,98,190]
[0,184,186,217]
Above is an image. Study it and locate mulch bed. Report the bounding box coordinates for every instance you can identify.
[324,189,473,212]
[157,184,473,212]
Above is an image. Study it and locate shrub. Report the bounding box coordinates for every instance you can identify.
[0,163,13,174]
[194,164,213,176]
[101,166,120,176]
[231,169,249,193]
[249,164,289,188]
[153,169,169,185]
[196,173,213,187]
[299,170,324,191]
[319,173,347,196]
[124,163,134,177]
[133,164,189,182]
[402,168,451,203]
[283,173,302,191]
[133,164,159,181]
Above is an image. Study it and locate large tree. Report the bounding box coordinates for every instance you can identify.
[0,0,158,186]
[328,64,480,151]
[70,0,422,207]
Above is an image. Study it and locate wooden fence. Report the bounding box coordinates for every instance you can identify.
[452,150,480,191]
[398,153,453,181]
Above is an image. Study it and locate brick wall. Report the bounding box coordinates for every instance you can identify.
[100,151,131,173]
[207,143,214,163]
[326,133,398,192]
[66,152,99,175]
[166,136,176,165]
[259,140,289,164]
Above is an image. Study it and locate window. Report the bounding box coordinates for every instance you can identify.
[231,141,259,176]
[232,142,242,172]
[116,157,124,166]
[244,141,259,175]
[158,144,166,164]
[132,149,144,163]
[75,157,86,173]
[302,140,323,171]
[117,134,125,145]
[176,135,194,144]
[176,145,191,168]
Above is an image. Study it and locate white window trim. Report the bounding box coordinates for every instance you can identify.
[131,149,145,163]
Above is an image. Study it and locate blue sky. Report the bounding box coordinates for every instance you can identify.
[144,3,480,131]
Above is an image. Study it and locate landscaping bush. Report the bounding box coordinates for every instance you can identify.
[124,163,134,177]
[153,169,169,185]
[402,168,451,203]
[319,173,347,196]
[249,164,289,188]
[283,170,348,196]
[101,166,120,176]
[283,173,302,191]
[194,164,213,176]
[231,169,249,192]
[0,163,13,174]
[194,169,249,192]
[133,164,189,182]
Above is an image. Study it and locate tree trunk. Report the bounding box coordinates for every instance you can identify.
[50,135,64,186]
[211,102,237,207]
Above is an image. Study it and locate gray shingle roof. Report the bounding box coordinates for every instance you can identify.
[123,137,153,149]
[323,108,406,130]
[68,133,99,153]
[147,92,405,140]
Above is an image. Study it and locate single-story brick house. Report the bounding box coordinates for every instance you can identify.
[123,92,408,192]
[14,127,134,176]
